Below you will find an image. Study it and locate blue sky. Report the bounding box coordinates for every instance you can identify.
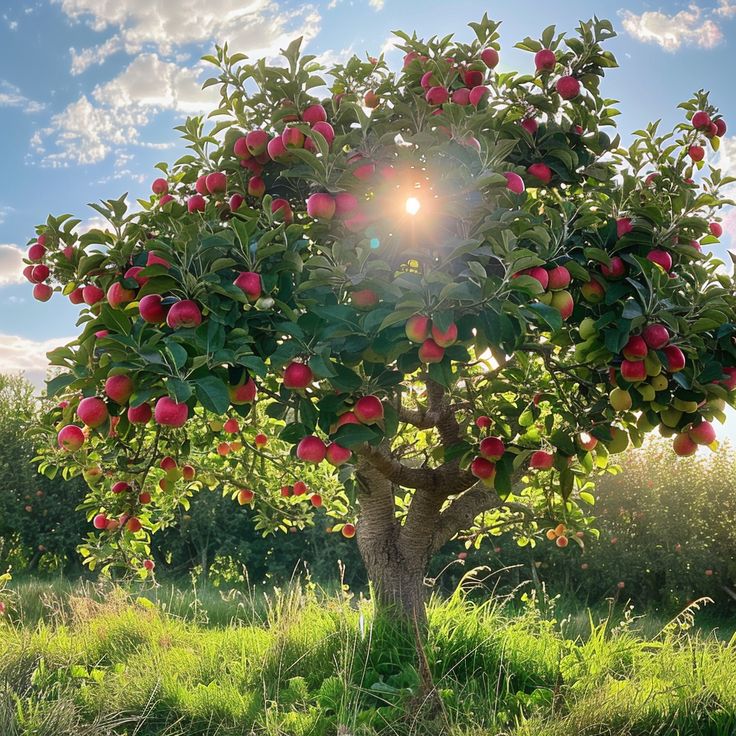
[0,0,735,393]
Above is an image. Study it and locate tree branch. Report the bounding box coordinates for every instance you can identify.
[430,468,529,554]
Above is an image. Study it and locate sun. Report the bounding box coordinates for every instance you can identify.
[404,196,421,215]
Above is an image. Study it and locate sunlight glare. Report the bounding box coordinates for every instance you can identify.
[405,196,421,215]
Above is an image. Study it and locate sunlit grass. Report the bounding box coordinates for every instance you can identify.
[1,577,735,735]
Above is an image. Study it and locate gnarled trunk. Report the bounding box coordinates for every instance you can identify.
[355,460,435,626]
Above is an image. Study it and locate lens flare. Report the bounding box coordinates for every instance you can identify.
[405,197,421,215]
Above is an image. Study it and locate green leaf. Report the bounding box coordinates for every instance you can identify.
[46,372,76,398]
[195,376,231,414]
[527,303,563,331]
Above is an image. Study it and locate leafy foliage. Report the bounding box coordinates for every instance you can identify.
[22,16,736,584]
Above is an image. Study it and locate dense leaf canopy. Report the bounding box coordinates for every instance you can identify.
[25,15,735,575]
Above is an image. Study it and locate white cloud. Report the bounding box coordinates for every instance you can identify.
[36,1,322,166]
[0,245,24,285]
[0,80,45,113]
[715,0,736,17]
[0,334,75,390]
[620,5,723,51]
[714,136,736,246]
[0,206,12,224]
[70,35,123,75]
[369,0,384,9]
[54,0,321,66]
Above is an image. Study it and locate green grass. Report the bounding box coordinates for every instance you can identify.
[1,576,735,735]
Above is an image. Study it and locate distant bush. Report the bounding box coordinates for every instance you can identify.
[436,439,736,611]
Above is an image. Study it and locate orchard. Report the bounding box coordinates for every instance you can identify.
[25,15,735,624]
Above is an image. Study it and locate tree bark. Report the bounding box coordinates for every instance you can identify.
[355,458,429,625]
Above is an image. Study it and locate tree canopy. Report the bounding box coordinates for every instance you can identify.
[25,15,735,613]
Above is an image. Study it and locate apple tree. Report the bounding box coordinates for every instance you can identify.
[26,16,736,622]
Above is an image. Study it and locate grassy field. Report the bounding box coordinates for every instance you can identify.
[1,576,736,735]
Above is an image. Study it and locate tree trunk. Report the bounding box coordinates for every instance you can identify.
[355,459,431,626]
[358,530,428,624]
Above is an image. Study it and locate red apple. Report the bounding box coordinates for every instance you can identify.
[124,266,148,287]
[112,481,130,494]
[581,278,605,303]
[159,456,177,471]
[68,287,84,304]
[283,362,313,390]
[233,271,262,302]
[521,118,538,135]
[405,314,431,343]
[504,172,525,194]
[351,289,379,309]
[154,396,189,427]
[616,218,633,238]
[600,256,626,279]
[418,338,444,363]
[58,424,85,451]
[475,415,492,430]
[77,397,108,427]
[673,433,697,456]
[354,395,384,424]
[527,163,552,185]
[621,359,646,382]
[166,300,202,329]
[187,195,206,213]
[689,421,715,445]
[342,523,356,539]
[31,264,49,282]
[534,49,556,71]
[267,136,288,161]
[245,129,270,156]
[302,103,327,124]
[93,513,107,530]
[425,86,449,105]
[229,378,257,404]
[107,282,136,309]
[452,88,470,105]
[550,290,574,320]
[530,450,554,470]
[33,283,52,302]
[127,402,152,424]
[146,252,171,269]
[479,436,505,460]
[469,85,489,106]
[138,294,167,323]
[254,433,268,448]
[237,489,254,505]
[27,242,46,261]
[623,336,648,361]
[152,178,168,195]
[431,323,458,347]
[223,418,240,434]
[306,192,336,220]
[195,175,208,195]
[282,126,305,149]
[547,265,571,290]
[691,111,711,130]
[556,76,580,100]
[271,198,293,223]
[642,324,669,350]
[293,480,308,496]
[326,443,352,466]
[310,493,323,507]
[296,435,327,463]
[470,456,496,484]
[688,145,705,162]
[481,48,499,68]
[105,374,133,404]
[663,345,686,372]
[715,118,727,136]
[710,222,723,238]
[646,249,672,271]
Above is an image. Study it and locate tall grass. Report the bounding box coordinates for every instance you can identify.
[1,575,735,735]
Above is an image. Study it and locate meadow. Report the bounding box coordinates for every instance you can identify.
[2,574,736,736]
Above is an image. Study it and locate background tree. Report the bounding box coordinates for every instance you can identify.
[0,374,87,570]
[24,15,735,623]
